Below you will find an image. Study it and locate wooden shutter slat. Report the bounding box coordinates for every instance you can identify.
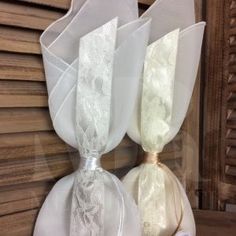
[0,133,136,161]
[225,165,236,176]
[0,181,50,215]
[225,158,236,166]
[0,153,74,187]
[0,26,40,54]
[227,120,236,129]
[0,209,37,236]
[0,147,139,187]
[0,53,43,69]
[16,0,154,10]
[0,108,53,134]
[0,181,51,204]
[0,53,44,81]
[0,139,74,160]
[17,0,70,9]
[0,131,73,160]
[226,128,236,139]
[0,80,47,107]
[0,182,51,216]
[0,94,47,107]
[219,182,236,203]
[0,81,46,95]
[0,131,62,147]
[0,1,63,30]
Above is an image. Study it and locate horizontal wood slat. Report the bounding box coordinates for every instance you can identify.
[0,181,52,216]
[0,26,41,54]
[0,80,46,95]
[17,0,70,9]
[0,153,74,187]
[16,0,154,10]
[0,80,47,107]
[0,138,181,187]
[0,53,44,81]
[0,209,37,236]
[0,108,53,134]
[0,0,153,33]
[195,210,236,236]
[0,1,63,30]
[0,132,137,161]
[0,94,47,107]
[0,146,139,187]
[220,182,236,204]
[0,131,74,160]
[225,165,236,176]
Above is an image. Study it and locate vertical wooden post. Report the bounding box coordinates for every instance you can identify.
[201,0,225,210]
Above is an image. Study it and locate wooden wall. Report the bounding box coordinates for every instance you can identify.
[0,0,201,235]
[201,0,236,211]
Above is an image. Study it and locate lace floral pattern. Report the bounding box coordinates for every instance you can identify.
[70,169,104,236]
[70,19,117,236]
[75,19,117,158]
[141,29,179,153]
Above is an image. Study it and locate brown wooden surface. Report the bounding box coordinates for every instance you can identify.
[195,210,236,236]
[201,0,236,210]
[0,53,44,81]
[201,0,225,210]
[220,0,236,208]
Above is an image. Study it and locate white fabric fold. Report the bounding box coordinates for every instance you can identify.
[34,0,151,235]
[141,0,195,43]
[123,1,205,236]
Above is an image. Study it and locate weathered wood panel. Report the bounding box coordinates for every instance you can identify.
[0,1,63,30]
[0,26,41,54]
[0,53,44,81]
[0,108,53,133]
[0,80,47,107]
[202,0,236,210]
[201,0,225,210]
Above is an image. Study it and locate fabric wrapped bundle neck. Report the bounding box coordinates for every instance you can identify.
[122,0,205,235]
[34,0,151,235]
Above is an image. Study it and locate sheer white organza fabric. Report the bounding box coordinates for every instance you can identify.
[33,0,151,235]
[122,1,205,236]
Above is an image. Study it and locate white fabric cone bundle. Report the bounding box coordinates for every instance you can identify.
[123,0,205,235]
[34,0,151,235]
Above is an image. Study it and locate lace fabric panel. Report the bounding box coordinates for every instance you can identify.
[138,164,183,236]
[70,169,104,236]
[75,18,117,158]
[141,29,179,153]
[70,19,117,236]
